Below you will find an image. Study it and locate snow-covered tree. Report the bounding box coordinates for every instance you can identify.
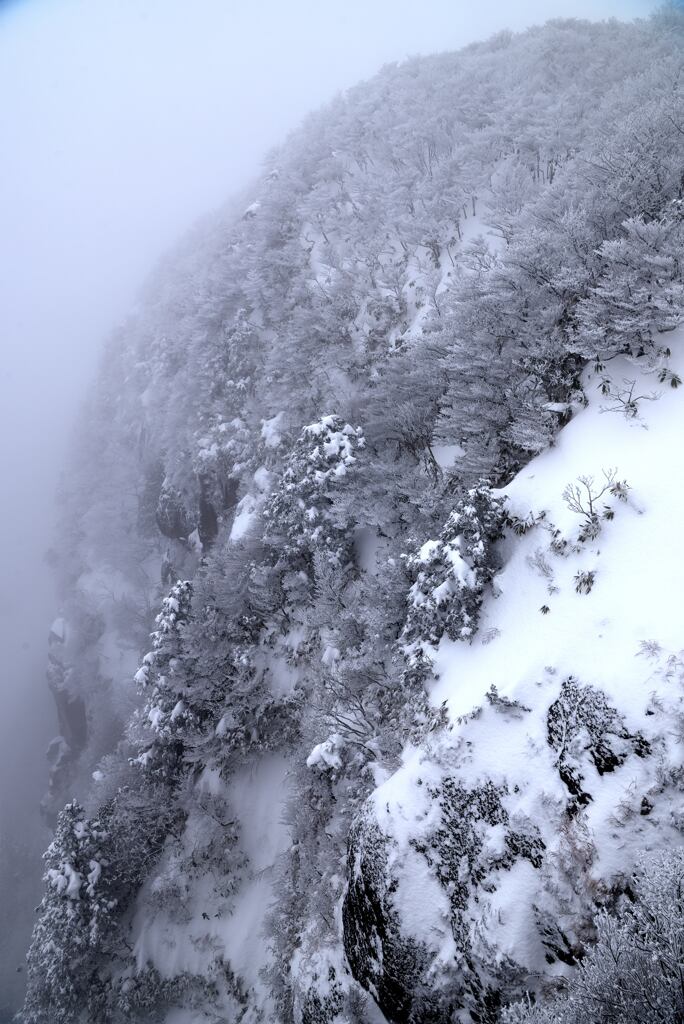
[262,415,365,571]
[132,579,195,781]
[402,483,508,655]
[23,792,174,1024]
[505,848,684,1024]
[574,210,684,364]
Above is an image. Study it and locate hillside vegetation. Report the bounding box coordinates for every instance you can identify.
[21,11,684,1023]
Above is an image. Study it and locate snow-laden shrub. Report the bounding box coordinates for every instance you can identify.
[505,848,684,1024]
[262,415,365,569]
[546,677,650,813]
[23,793,174,1024]
[132,579,195,778]
[402,483,508,655]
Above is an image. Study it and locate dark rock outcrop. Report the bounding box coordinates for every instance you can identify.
[155,484,196,541]
[343,813,442,1024]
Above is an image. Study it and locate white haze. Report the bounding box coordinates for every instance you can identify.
[0,0,658,1008]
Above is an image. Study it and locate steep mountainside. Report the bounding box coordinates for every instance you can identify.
[22,12,684,1024]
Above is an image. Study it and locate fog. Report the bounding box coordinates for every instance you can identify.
[0,0,657,1012]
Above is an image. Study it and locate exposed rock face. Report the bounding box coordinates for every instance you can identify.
[43,620,87,824]
[343,814,435,1024]
[343,781,544,1023]
[46,619,87,752]
[198,491,218,548]
[51,689,87,753]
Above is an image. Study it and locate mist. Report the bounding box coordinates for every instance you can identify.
[0,0,659,1014]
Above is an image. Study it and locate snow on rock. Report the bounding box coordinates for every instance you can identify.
[229,494,257,542]
[253,465,272,491]
[261,411,285,448]
[49,617,67,643]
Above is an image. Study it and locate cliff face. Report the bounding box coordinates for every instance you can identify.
[22,13,684,1024]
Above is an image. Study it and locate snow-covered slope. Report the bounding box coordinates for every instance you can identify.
[344,339,684,1022]
[130,755,290,1020]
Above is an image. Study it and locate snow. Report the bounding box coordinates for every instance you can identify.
[372,773,455,957]
[353,526,383,574]
[363,333,684,979]
[187,528,202,554]
[49,616,66,643]
[307,733,344,771]
[433,339,684,723]
[147,706,164,729]
[48,862,82,899]
[321,644,341,667]
[165,1012,214,1024]
[261,411,285,448]
[229,494,256,542]
[132,755,291,1015]
[432,443,465,470]
[226,754,289,875]
[418,539,440,562]
[169,700,185,721]
[86,859,101,895]
[133,665,149,686]
[253,465,272,491]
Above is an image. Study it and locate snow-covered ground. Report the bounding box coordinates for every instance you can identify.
[434,338,684,724]
[363,332,684,985]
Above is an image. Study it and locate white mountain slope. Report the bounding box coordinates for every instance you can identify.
[345,335,684,1020]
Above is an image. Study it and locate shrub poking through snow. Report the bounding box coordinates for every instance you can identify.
[574,569,596,594]
[262,415,365,569]
[562,469,630,543]
[598,376,661,419]
[402,483,508,657]
[546,677,650,813]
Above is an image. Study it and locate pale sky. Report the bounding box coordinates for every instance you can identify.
[0,0,659,422]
